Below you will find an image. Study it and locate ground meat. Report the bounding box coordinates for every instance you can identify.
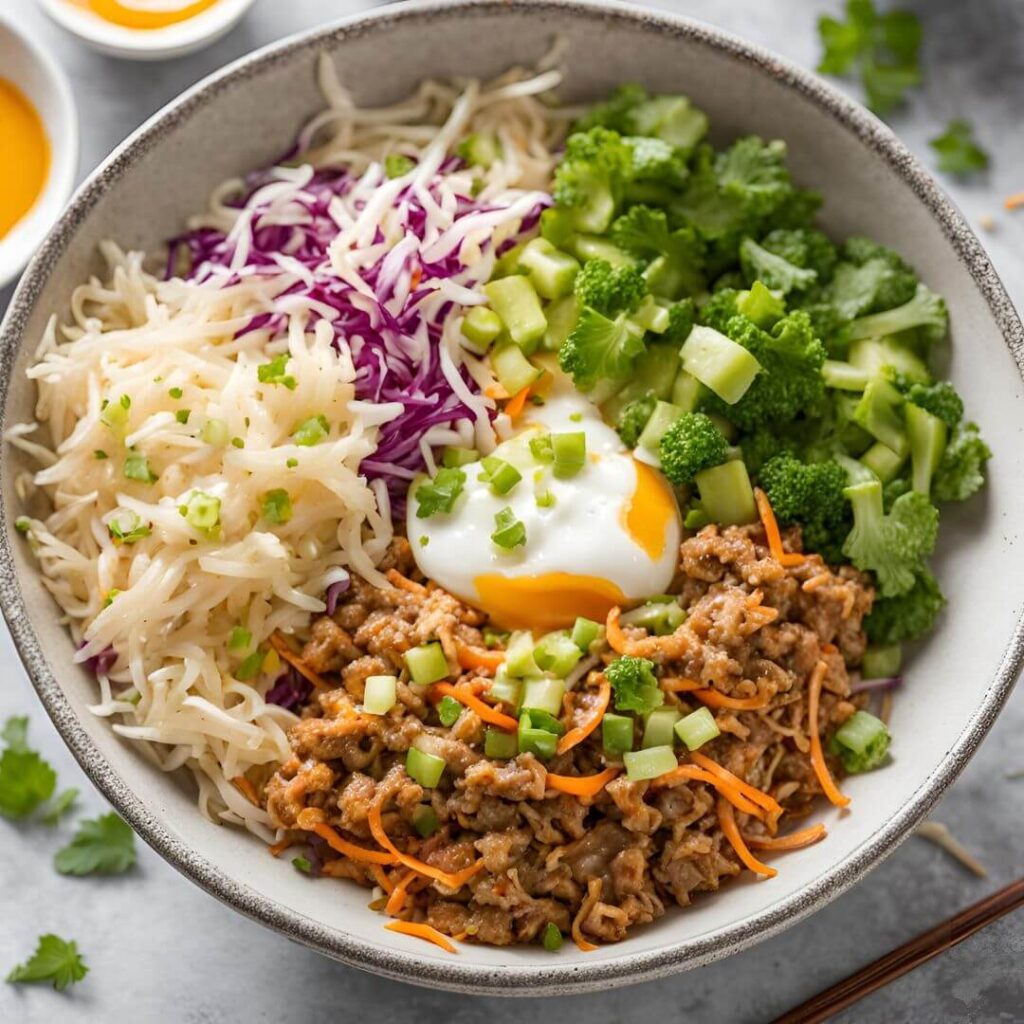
[263,529,873,948]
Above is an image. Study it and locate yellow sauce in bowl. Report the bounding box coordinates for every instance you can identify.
[69,0,219,30]
[0,79,50,239]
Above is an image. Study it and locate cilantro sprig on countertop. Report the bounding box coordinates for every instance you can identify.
[7,935,88,991]
[55,812,137,876]
[0,715,57,820]
[929,119,990,177]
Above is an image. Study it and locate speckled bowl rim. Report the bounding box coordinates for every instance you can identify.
[1,0,1021,997]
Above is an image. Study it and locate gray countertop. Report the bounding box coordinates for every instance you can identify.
[2,1,1023,1021]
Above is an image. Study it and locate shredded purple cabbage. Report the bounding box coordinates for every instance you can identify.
[850,675,903,694]
[325,577,351,615]
[265,667,314,710]
[79,642,118,676]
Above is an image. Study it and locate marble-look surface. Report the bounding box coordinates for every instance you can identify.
[1,1,1022,1021]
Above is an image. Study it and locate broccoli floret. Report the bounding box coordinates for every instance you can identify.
[574,84,649,133]
[865,568,947,646]
[558,307,646,391]
[624,136,688,187]
[842,479,939,597]
[758,454,851,563]
[900,381,964,428]
[573,258,648,317]
[740,427,798,475]
[702,310,827,430]
[716,137,793,210]
[617,393,657,448]
[882,476,912,511]
[699,289,742,332]
[739,239,818,296]
[610,206,706,299]
[606,655,664,714]
[553,127,633,234]
[830,711,891,773]
[576,86,708,152]
[823,238,919,321]
[663,299,696,344]
[658,412,730,485]
[847,283,948,346]
[760,228,839,282]
[932,422,991,502]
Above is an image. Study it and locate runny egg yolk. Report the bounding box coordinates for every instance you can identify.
[624,459,677,561]
[69,0,219,29]
[0,79,50,240]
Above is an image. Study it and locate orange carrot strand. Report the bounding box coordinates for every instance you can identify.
[754,488,804,567]
[270,632,332,690]
[692,688,769,711]
[745,823,827,851]
[557,676,611,755]
[546,766,619,797]
[718,797,778,877]
[808,660,851,808]
[384,921,457,953]
[311,822,398,866]
[504,385,531,420]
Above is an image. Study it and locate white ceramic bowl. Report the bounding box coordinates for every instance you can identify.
[1,0,1022,996]
[0,16,77,289]
[36,0,256,61]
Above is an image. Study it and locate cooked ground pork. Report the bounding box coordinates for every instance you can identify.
[262,524,873,947]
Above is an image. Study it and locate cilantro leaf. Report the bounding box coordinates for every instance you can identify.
[605,655,664,715]
[54,813,137,876]
[43,788,80,827]
[7,935,88,991]
[1,716,29,752]
[929,119,989,177]
[0,717,57,819]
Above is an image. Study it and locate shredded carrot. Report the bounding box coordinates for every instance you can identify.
[431,681,519,731]
[455,642,505,672]
[270,632,332,690]
[605,606,628,654]
[745,823,827,851]
[808,660,851,808]
[571,878,602,951]
[372,864,395,893]
[692,688,769,711]
[690,751,783,818]
[1005,191,1024,211]
[409,266,423,290]
[546,766,620,797]
[717,797,777,877]
[386,868,420,915]
[504,385,531,420]
[232,775,259,806]
[557,676,611,755]
[368,800,483,890]
[386,568,428,596]
[268,838,294,858]
[484,383,509,400]
[821,642,838,655]
[648,764,765,819]
[384,920,457,953]
[754,488,804,567]
[648,764,717,790]
[660,676,703,693]
[311,822,399,865]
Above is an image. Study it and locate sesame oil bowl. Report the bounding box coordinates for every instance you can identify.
[1,0,1022,995]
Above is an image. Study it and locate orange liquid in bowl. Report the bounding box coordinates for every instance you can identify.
[0,79,50,239]
[70,0,219,30]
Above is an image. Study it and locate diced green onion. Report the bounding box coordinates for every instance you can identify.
[286,457,299,468]
[542,294,580,352]
[483,627,510,649]
[491,506,527,550]
[623,745,677,781]
[168,386,184,399]
[414,467,466,518]
[484,728,519,759]
[862,644,902,678]
[231,437,244,449]
[107,510,151,545]
[684,507,710,530]
[457,132,500,168]
[261,488,293,524]
[521,677,565,718]
[620,599,685,637]
[179,491,221,535]
[535,489,556,509]
[235,649,264,681]
[529,434,553,463]
[292,855,312,874]
[601,713,635,755]
[542,922,564,952]
[228,626,252,652]
[522,708,565,736]
[123,450,158,483]
[100,395,130,430]
[293,415,329,447]
[674,707,720,751]
[630,295,671,334]
[441,446,479,468]
[487,668,523,710]
[412,804,439,838]
[491,342,542,397]
[694,459,757,526]
[175,409,191,424]
[437,695,463,727]
[479,455,522,496]
[671,371,703,413]
[404,642,449,686]
[637,401,682,455]
[94,450,108,460]
[363,675,398,715]
[551,431,586,479]
[384,153,415,179]
[642,707,681,749]
[503,632,538,677]
[680,325,761,405]
[201,418,230,446]
[257,354,297,389]
[462,306,504,349]
[518,711,558,760]
[832,710,890,773]
[484,276,547,353]
[822,360,870,391]
[14,517,30,534]
[517,238,580,300]
[533,631,583,677]
[571,616,604,653]
[406,746,446,788]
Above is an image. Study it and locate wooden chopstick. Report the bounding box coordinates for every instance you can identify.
[771,877,1024,1024]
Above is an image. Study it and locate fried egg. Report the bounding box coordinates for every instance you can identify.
[408,382,681,631]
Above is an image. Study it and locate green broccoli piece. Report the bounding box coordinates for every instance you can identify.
[823,238,919,320]
[903,380,964,428]
[702,310,828,430]
[658,412,730,486]
[624,136,688,187]
[574,84,649,134]
[758,454,852,563]
[558,307,646,391]
[830,711,891,773]
[553,127,633,234]
[882,476,911,510]
[760,228,839,282]
[573,258,648,317]
[715,137,793,210]
[739,238,818,295]
[740,427,798,476]
[617,393,657,448]
[575,86,708,152]
[664,299,696,344]
[847,282,948,345]
[932,422,991,502]
[611,206,706,298]
[606,655,664,714]
[865,567,946,645]
[699,288,742,332]
[842,479,939,597]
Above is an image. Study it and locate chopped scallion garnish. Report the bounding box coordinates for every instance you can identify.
[674,707,720,751]
[404,641,449,686]
[406,746,446,788]
[123,451,157,483]
[178,490,221,537]
[257,354,297,389]
[551,431,586,479]
[292,415,329,447]
[414,467,466,518]
[479,455,522,496]
[542,922,563,952]
[93,450,108,460]
[168,387,183,399]
[484,728,518,759]
[108,511,151,545]
[175,409,190,424]
[437,695,463,727]
[201,418,230,447]
[412,804,439,838]
[491,506,526,550]
[235,649,264,681]
[228,626,252,652]
[261,489,292,524]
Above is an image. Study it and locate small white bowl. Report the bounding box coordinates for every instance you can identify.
[0,16,78,290]
[36,0,256,61]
